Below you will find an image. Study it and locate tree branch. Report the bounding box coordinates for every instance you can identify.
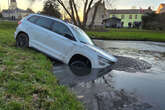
[72,0,81,26]
[57,0,72,18]
[69,0,77,25]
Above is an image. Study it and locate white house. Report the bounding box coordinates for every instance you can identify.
[2,0,33,20]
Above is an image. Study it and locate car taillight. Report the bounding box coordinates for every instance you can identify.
[18,21,22,25]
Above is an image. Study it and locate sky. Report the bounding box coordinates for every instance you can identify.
[0,0,165,12]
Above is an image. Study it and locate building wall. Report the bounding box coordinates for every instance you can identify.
[160,8,165,13]
[2,11,30,20]
[109,14,143,27]
[9,2,17,9]
[86,3,108,27]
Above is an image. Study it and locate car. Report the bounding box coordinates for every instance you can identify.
[15,14,117,69]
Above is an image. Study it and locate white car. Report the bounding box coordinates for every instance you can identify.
[15,14,117,69]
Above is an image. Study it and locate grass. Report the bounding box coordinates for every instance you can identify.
[87,28,165,42]
[0,21,84,110]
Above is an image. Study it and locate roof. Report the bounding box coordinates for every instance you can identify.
[160,3,165,7]
[103,17,121,22]
[107,9,152,14]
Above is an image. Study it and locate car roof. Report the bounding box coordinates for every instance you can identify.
[29,14,70,26]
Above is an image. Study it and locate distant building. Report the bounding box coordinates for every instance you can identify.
[102,17,121,28]
[2,0,33,20]
[107,9,152,27]
[86,2,152,28]
[156,3,165,14]
[86,1,109,27]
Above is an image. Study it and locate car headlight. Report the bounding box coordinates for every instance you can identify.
[98,56,114,66]
[98,56,109,63]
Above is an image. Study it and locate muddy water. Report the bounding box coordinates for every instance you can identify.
[95,40,165,110]
[53,40,165,110]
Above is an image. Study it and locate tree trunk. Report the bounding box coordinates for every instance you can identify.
[69,0,77,25]
[57,0,72,18]
[72,0,82,26]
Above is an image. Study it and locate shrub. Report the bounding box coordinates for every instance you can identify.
[142,12,165,30]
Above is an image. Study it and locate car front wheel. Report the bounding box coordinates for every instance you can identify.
[69,59,92,76]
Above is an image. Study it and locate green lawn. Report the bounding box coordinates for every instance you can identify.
[87,28,165,42]
[0,21,83,110]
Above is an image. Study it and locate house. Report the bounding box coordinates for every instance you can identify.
[2,0,33,20]
[107,8,152,27]
[156,3,165,14]
[86,2,152,28]
[102,17,121,28]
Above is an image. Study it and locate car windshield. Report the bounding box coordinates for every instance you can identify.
[71,26,94,45]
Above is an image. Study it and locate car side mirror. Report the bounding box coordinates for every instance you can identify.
[64,33,75,41]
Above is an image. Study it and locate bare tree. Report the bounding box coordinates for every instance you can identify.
[56,0,114,28]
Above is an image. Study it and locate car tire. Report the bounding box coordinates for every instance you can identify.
[16,33,29,48]
[69,60,91,76]
[70,60,88,68]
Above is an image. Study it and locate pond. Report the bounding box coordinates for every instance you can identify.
[53,40,165,110]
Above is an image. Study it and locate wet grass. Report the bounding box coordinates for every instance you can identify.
[87,28,165,42]
[0,21,84,110]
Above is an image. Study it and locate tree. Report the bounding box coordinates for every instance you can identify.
[142,12,165,30]
[0,12,2,18]
[41,0,62,18]
[56,0,114,28]
[27,8,34,13]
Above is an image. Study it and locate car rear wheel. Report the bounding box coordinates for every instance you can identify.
[16,33,29,48]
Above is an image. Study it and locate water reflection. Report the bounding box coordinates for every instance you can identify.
[53,64,112,87]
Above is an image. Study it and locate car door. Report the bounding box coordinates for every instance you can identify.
[26,15,53,52]
[25,15,40,46]
[47,20,76,61]
[32,17,54,52]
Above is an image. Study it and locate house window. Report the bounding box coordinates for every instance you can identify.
[129,15,132,19]
[135,15,138,19]
[121,15,125,19]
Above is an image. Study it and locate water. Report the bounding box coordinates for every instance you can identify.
[112,70,165,110]
[53,40,165,110]
[53,64,112,87]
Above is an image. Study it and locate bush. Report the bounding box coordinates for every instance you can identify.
[142,12,165,30]
[0,13,2,18]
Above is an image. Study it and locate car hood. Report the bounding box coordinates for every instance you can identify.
[87,44,118,62]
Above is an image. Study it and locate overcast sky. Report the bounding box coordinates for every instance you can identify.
[113,0,165,9]
[0,0,164,12]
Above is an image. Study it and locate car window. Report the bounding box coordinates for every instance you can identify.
[51,21,74,40]
[35,17,53,30]
[71,26,94,45]
[28,15,39,23]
